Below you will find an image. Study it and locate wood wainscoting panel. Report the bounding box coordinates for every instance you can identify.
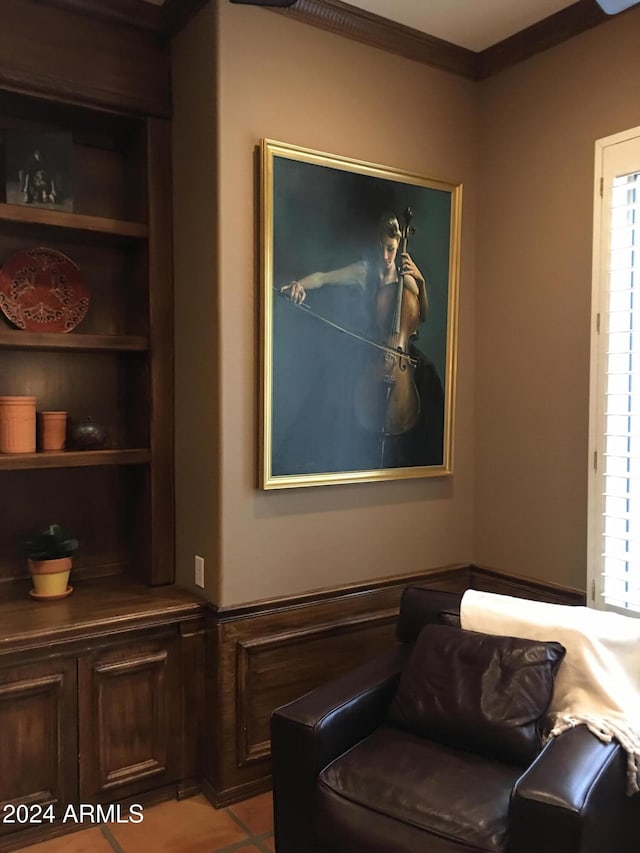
[208,565,470,805]
[469,565,586,605]
[235,609,398,766]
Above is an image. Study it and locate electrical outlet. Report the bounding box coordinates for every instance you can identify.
[194,555,205,588]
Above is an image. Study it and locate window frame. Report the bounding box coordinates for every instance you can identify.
[588,125,640,614]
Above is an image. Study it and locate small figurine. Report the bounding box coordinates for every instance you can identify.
[20,147,58,205]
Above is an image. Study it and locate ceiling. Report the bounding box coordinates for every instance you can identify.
[338,0,578,51]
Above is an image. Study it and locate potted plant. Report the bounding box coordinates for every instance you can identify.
[24,523,78,600]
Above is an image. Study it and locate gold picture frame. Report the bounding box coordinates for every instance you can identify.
[260,139,462,489]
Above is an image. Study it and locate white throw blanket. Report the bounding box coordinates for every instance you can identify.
[460,589,640,795]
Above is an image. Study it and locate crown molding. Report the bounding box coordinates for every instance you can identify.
[477,0,607,78]
[271,0,477,78]
[272,0,614,81]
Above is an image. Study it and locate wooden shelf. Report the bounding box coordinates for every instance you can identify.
[0,79,174,589]
[0,202,148,240]
[0,576,204,657]
[0,449,150,470]
[0,330,149,352]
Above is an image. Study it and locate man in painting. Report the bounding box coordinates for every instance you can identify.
[277,212,444,473]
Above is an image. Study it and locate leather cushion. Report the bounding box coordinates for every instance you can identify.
[438,609,461,627]
[388,623,565,765]
[396,587,462,643]
[317,725,521,852]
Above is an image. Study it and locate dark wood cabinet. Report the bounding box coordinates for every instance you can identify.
[0,581,206,851]
[0,656,77,835]
[78,632,182,802]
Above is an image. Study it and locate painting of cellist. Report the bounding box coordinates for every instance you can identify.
[260,140,462,489]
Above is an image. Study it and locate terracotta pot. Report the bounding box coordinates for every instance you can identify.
[0,396,36,453]
[39,411,67,452]
[28,556,72,599]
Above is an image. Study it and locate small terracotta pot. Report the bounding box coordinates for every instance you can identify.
[39,411,67,452]
[0,396,36,453]
[28,557,72,599]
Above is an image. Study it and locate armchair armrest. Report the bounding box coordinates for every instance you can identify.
[271,644,409,853]
[510,724,638,853]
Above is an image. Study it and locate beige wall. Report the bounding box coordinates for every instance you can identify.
[474,10,640,589]
[174,1,478,605]
[173,5,221,598]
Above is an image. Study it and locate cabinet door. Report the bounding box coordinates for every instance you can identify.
[78,633,180,802]
[0,657,77,836]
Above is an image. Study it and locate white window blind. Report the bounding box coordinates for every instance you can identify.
[589,127,640,614]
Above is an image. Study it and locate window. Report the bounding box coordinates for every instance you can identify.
[588,126,640,614]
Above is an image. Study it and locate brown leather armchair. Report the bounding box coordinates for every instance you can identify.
[271,586,640,853]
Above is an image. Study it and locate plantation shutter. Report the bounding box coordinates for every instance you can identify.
[589,128,640,614]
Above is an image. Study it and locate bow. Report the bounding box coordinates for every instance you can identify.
[274,288,417,368]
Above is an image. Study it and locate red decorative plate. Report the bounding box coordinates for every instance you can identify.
[0,247,89,333]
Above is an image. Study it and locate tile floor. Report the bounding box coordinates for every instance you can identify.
[9,791,275,853]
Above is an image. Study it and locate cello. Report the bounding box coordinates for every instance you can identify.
[355,208,421,446]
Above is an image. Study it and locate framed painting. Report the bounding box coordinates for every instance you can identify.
[260,139,462,489]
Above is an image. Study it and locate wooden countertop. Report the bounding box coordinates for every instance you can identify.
[0,576,206,656]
